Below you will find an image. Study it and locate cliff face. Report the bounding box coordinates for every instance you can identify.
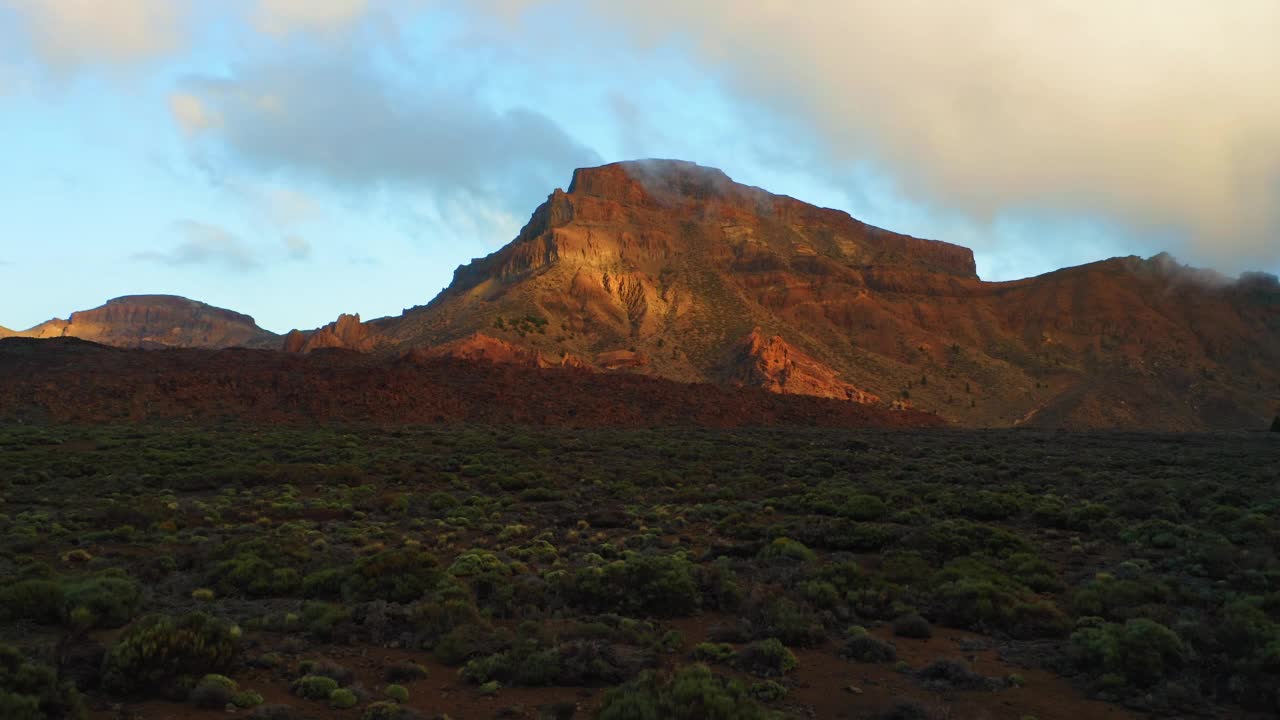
[375,160,1280,430]
[8,295,278,349]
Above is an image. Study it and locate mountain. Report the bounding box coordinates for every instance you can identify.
[367,159,1280,430]
[6,295,279,349]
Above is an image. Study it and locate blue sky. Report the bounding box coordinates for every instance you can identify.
[2,1,1277,333]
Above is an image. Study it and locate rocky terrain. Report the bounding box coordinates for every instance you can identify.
[6,161,1279,430]
[4,295,279,349]
[0,338,942,428]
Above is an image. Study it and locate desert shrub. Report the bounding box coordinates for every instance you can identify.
[1069,619,1185,687]
[249,705,300,720]
[329,688,358,709]
[748,679,788,702]
[383,661,429,683]
[1072,575,1170,621]
[384,684,409,703]
[877,699,931,720]
[0,580,64,624]
[291,675,338,700]
[61,576,141,629]
[209,553,301,598]
[461,636,644,687]
[190,675,236,709]
[102,612,240,695]
[233,691,264,708]
[842,494,888,521]
[597,665,769,720]
[0,645,86,720]
[563,554,700,617]
[735,638,797,677]
[362,701,423,720]
[957,491,1022,521]
[842,627,896,663]
[344,549,442,603]
[739,595,826,647]
[300,602,354,642]
[915,659,1000,690]
[759,537,816,564]
[695,560,743,612]
[892,614,933,639]
[297,659,355,685]
[301,568,346,599]
[691,643,736,664]
[906,520,1028,561]
[433,624,505,666]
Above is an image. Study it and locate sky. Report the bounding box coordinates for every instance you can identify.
[1,1,1277,333]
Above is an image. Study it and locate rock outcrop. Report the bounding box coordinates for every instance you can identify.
[283,314,386,353]
[727,328,879,403]
[410,332,585,369]
[5,295,278,349]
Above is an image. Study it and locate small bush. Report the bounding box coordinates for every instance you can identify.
[748,680,788,702]
[691,643,736,664]
[329,688,358,709]
[892,614,933,639]
[597,665,769,720]
[384,684,409,703]
[233,691,264,709]
[842,627,897,664]
[915,659,1000,690]
[61,576,141,629]
[362,701,423,720]
[0,645,86,720]
[291,675,339,701]
[383,661,429,683]
[759,538,816,564]
[0,580,64,624]
[102,612,240,695]
[735,638,797,677]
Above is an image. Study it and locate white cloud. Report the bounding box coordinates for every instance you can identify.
[2,0,188,66]
[491,1,1280,265]
[252,0,371,36]
[134,220,258,271]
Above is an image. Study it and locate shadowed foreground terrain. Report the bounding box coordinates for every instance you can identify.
[2,424,1277,719]
[0,338,940,429]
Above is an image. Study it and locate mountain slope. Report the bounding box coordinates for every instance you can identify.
[7,295,279,349]
[377,159,1280,430]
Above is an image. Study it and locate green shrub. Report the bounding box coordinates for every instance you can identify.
[383,661,428,683]
[1069,619,1185,688]
[0,580,64,624]
[61,576,141,629]
[759,538,816,564]
[842,627,897,663]
[292,675,339,700]
[735,638,797,677]
[691,643,736,664]
[233,691,264,709]
[384,684,409,703]
[344,549,442,603]
[842,495,888,521]
[361,701,422,720]
[329,688,358,709]
[564,554,700,617]
[597,665,769,720]
[748,680,788,702]
[892,614,932,639]
[0,645,86,720]
[102,613,240,695]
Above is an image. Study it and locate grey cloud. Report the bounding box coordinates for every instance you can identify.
[134,220,258,271]
[173,53,600,217]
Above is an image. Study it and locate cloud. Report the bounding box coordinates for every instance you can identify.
[169,92,221,135]
[2,0,188,67]
[134,220,258,271]
[252,0,372,36]
[283,234,311,260]
[172,52,599,218]
[491,1,1280,265]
